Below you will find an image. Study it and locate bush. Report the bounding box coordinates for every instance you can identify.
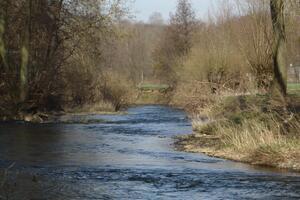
[186,95,300,170]
[100,72,133,111]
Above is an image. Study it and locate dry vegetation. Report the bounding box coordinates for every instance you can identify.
[171,0,276,105]
[167,0,300,106]
[176,95,300,171]
[168,0,300,171]
[0,0,164,121]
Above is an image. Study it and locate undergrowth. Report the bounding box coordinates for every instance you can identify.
[180,94,300,171]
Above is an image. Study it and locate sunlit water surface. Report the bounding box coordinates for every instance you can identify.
[0,106,299,199]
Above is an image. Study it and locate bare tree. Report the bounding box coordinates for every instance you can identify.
[0,0,132,116]
[170,0,196,56]
[153,0,197,84]
[235,0,274,90]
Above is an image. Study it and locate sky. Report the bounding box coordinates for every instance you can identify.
[133,0,220,22]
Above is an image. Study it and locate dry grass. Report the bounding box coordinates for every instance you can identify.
[170,81,217,113]
[177,95,300,171]
[218,119,294,150]
[182,116,300,171]
[218,119,282,151]
[214,118,300,170]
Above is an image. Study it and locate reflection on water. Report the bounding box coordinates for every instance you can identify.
[0,105,299,199]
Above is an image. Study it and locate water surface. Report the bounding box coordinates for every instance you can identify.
[0,106,299,199]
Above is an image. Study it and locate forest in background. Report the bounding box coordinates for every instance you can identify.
[153,0,300,110]
[0,0,299,118]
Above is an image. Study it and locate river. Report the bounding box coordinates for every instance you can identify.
[0,105,299,199]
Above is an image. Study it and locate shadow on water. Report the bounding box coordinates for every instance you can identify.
[0,105,300,199]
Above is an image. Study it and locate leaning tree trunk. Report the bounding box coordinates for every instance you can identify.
[270,0,287,103]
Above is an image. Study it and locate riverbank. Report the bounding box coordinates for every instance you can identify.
[175,130,300,172]
[175,94,300,172]
[0,101,126,124]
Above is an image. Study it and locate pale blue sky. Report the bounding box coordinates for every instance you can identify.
[133,0,219,22]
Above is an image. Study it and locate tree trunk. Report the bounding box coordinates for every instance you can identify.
[0,0,9,71]
[270,0,287,102]
[20,0,32,102]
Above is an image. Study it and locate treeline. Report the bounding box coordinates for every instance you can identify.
[0,0,299,119]
[0,0,164,119]
[151,0,300,108]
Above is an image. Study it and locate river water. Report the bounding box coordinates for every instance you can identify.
[0,105,299,200]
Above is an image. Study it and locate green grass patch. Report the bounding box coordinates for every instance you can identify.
[138,83,170,91]
[288,83,300,97]
[288,83,300,91]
